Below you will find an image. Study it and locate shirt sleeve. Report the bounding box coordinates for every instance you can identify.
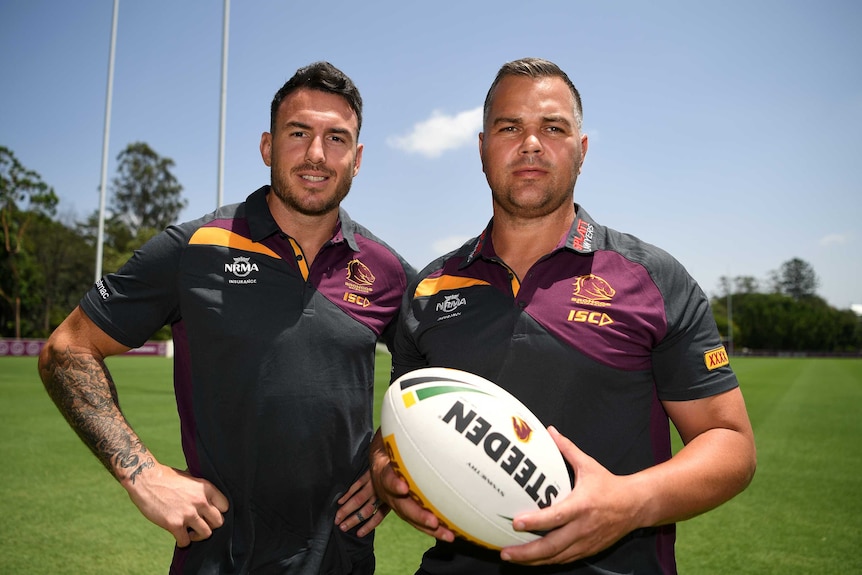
[80,224,187,348]
[389,274,432,382]
[649,252,739,401]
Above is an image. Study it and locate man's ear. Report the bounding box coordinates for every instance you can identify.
[353,143,364,176]
[260,132,273,167]
[478,132,486,174]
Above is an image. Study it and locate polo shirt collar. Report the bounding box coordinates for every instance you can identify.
[245,185,359,252]
[564,203,601,254]
[462,223,492,268]
[331,208,360,252]
[461,203,602,269]
[246,186,280,241]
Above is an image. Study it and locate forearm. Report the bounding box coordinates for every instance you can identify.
[38,344,154,485]
[37,309,230,546]
[632,426,756,527]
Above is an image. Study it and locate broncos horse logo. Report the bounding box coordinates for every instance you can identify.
[346,259,375,286]
[573,274,615,302]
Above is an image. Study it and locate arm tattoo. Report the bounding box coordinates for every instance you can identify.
[39,346,155,483]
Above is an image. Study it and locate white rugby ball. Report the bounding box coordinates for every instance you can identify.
[380,367,572,549]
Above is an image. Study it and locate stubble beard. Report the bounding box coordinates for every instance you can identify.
[270,165,353,217]
[490,165,580,220]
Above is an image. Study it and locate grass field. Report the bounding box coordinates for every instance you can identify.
[1,355,860,574]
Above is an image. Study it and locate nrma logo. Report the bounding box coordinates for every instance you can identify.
[436,293,466,313]
[225,256,259,278]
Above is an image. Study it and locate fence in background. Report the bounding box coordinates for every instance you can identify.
[0,339,174,357]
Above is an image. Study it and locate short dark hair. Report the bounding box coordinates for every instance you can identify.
[270,61,363,135]
[483,57,583,130]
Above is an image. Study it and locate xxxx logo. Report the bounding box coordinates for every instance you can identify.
[704,346,729,370]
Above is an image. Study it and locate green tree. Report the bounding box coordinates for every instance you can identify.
[776,257,819,299]
[80,211,160,275]
[734,275,760,294]
[27,214,95,336]
[718,291,861,353]
[76,217,170,340]
[109,142,186,239]
[709,295,740,349]
[714,262,860,353]
[730,293,790,350]
[0,146,59,338]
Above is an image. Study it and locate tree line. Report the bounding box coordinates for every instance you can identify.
[711,259,862,353]
[1,143,184,339]
[2,144,861,352]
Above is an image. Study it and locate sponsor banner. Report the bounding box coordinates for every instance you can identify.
[0,339,173,357]
[125,341,173,356]
[0,339,44,357]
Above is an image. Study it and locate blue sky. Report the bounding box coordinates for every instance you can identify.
[2,1,860,309]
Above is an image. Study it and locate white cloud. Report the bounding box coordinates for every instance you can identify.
[387,107,482,158]
[819,233,851,247]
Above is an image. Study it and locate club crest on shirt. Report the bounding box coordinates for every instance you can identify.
[343,259,376,308]
[571,274,615,307]
[567,274,615,327]
[345,259,375,292]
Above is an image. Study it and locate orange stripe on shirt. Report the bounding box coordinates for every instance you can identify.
[414,275,490,298]
[189,227,281,259]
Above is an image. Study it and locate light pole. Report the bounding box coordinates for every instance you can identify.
[95,0,119,282]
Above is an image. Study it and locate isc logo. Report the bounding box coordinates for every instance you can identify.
[566,309,614,326]
[343,292,372,308]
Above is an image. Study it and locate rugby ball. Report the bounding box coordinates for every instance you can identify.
[380,367,572,549]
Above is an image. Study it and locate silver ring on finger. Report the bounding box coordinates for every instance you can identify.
[355,510,365,522]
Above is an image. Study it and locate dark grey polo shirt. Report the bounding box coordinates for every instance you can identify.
[393,204,737,575]
[82,186,414,574]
